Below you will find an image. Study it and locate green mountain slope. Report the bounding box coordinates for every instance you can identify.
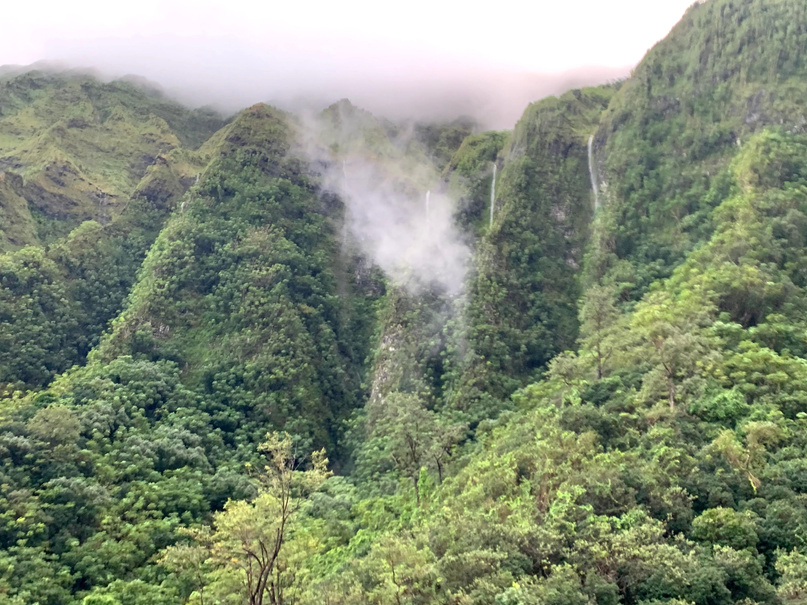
[0,70,224,248]
[448,85,617,421]
[0,102,385,603]
[95,103,376,451]
[593,0,807,295]
[259,2,807,603]
[356,126,807,605]
[0,73,227,392]
[444,129,510,235]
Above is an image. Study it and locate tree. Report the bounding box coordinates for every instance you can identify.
[374,393,464,504]
[710,421,784,491]
[691,507,759,551]
[776,549,807,605]
[495,564,593,605]
[27,405,80,446]
[364,535,439,605]
[429,419,466,485]
[631,291,715,409]
[578,285,620,380]
[381,394,434,506]
[159,527,213,605]
[208,432,330,605]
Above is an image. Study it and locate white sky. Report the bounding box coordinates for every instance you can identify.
[1,0,697,126]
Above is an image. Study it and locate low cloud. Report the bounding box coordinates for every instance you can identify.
[17,33,627,129]
[341,163,470,295]
[302,102,471,295]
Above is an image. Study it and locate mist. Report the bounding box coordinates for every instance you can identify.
[302,102,471,295]
[0,56,619,296]
[0,0,698,294]
[342,164,470,295]
[1,0,701,128]
[4,45,627,130]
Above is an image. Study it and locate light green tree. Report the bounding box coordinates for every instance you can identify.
[375,393,464,503]
[578,285,620,380]
[631,291,716,409]
[776,549,807,604]
[710,421,784,491]
[207,432,330,605]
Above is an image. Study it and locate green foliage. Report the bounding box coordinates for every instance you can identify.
[0,71,226,389]
[414,116,478,170]
[448,86,615,422]
[291,123,807,605]
[495,565,593,605]
[594,0,807,296]
[0,205,174,390]
[776,549,807,604]
[360,391,465,501]
[445,130,509,235]
[177,432,331,605]
[691,507,759,550]
[0,99,388,603]
[0,70,223,246]
[89,104,376,453]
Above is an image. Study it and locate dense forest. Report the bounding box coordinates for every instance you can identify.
[3,0,807,603]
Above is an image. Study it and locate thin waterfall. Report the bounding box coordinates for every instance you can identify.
[342,159,349,245]
[588,135,600,209]
[489,162,497,227]
[425,190,431,235]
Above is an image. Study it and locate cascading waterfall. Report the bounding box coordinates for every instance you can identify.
[489,162,497,227]
[588,135,600,209]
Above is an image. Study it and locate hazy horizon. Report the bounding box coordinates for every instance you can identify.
[1,0,697,128]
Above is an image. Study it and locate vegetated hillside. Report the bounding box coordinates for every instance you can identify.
[447,85,617,422]
[592,0,807,297]
[95,103,377,453]
[443,129,510,237]
[4,0,807,603]
[0,102,387,604]
[0,72,227,392]
[272,2,807,602]
[393,125,807,605]
[354,86,612,464]
[413,116,478,171]
[0,70,223,248]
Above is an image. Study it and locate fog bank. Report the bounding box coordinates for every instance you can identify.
[3,50,627,130]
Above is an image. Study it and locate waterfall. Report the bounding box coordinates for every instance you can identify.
[342,159,349,245]
[424,190,431,239]
[588,135,600,209]
[489,162,497,228]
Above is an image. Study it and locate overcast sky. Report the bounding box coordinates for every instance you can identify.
[1,0,697,127]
